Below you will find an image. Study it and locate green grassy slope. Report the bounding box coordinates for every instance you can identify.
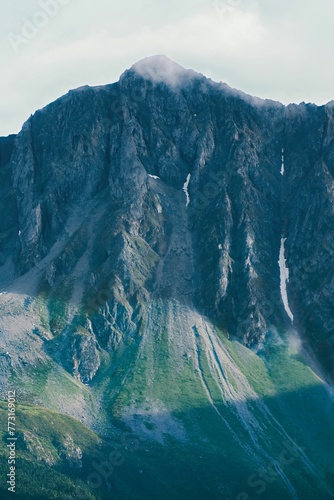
[0,299,333,499]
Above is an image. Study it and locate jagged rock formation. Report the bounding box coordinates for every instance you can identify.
[1,56,333,381]
[0,56,334,499]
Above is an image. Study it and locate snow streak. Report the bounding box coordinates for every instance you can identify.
[281,148,285,176]
[183,174,191,206]
[278,237,294,322]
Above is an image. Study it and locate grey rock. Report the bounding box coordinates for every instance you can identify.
[0,55,334,384]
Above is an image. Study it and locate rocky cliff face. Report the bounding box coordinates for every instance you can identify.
[1,56,334,499]
[283,103,334,377]
[1,56,333,383]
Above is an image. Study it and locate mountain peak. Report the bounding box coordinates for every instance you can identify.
[127,54,199,87]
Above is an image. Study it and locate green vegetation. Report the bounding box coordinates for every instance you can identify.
[36,280,73,336]
[0,401,103,499]
[1,299,333,499]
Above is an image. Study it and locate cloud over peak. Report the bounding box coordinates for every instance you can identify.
[129,55,198,87]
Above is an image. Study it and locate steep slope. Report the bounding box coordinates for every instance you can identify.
[283,103,334,379]
[0,55,334,498]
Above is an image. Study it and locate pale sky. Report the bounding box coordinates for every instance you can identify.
[1,0,334,136]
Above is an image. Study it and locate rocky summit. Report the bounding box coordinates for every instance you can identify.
[0,55,333,499]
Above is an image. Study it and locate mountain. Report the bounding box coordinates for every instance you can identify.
[0,55,333,499]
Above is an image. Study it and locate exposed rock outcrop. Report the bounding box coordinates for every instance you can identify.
[1,55,334,383]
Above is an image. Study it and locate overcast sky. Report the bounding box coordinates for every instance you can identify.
[1,0,334,136]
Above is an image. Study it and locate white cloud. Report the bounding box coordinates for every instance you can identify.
[1,0,334,135]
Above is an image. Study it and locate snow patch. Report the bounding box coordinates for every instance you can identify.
[278,237,294,322]
[148,174,160,180]
[246,233,254,247]
[281,148,285,176]
[183,174,191,207]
